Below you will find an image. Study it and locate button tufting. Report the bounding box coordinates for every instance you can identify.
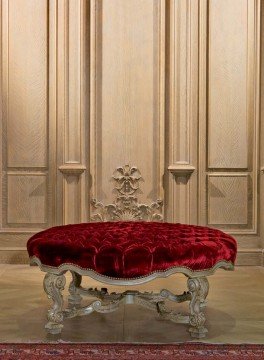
[27,221,237,279]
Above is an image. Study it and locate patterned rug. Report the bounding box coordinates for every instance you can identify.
[0,343,263,360]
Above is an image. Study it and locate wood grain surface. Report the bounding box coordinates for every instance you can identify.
[0,0,262,265]
[90,0,165,207]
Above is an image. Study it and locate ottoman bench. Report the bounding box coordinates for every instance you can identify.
[27,165,237,339]
[27,221,237,338]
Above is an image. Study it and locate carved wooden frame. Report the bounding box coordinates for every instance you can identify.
[33,255,233,337]
[33,165,234,338]
[42,269,211,338]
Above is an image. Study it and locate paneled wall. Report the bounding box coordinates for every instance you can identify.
[199,0,262,265]
[90,0,165,207]
[0,0,263,265]
[0,0,55,262]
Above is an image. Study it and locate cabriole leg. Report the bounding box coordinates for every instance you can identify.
[68,271,82,307]
[187,277,209,338]
[199,277,209,308]
[43,272,66,334]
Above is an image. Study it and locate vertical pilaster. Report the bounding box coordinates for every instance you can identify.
[57,0,89,224]
[166,0,198,224]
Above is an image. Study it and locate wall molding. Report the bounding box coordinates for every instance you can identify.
[168,163,195,177]
[59,164,86,175]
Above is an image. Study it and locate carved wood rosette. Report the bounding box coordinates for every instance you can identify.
[90,165,163,222]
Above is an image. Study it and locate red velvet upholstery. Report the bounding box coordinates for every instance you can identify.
[27,221,237,278]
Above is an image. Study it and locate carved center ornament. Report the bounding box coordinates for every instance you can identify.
[91,164,163,222]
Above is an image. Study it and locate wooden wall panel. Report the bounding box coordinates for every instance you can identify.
[1,0,49,231]
[208,0,248,169]
[5,0,47,168]
[198,0,260,238]
[90,0,165,206]
[0,0,56,262]
[7,174,47,224]
[0,0,263,265]
[207,175,248,225]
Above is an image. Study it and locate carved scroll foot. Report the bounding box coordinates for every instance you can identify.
[68,271,82,308]
[43,273,66,334]
[187,277,209,338]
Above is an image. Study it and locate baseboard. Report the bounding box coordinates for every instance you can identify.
[235,248,263,266]
[0,248,29,264]
[0,247,263,266]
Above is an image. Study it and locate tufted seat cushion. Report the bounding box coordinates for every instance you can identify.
[27,221,237,279]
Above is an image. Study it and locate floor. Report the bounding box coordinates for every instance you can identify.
[0,264,263,344]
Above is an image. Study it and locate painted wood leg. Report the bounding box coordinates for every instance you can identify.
[68,271,82,307]
[43,272,66,334]
[200,277,209,308]
[187,277,209,338]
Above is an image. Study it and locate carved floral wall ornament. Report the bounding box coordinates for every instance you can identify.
[91,165,163,222]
